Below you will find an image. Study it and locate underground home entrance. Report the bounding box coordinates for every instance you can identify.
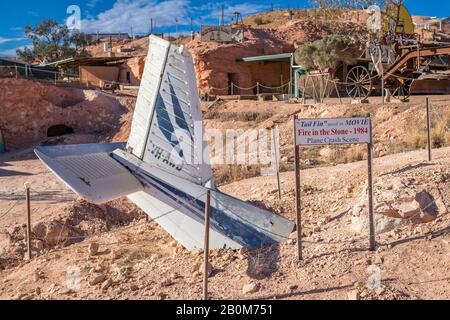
[47,125,75,138]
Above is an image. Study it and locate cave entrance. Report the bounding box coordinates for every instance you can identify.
[47,125,75,138]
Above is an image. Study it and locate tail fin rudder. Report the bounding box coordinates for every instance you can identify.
[128,36,213,187]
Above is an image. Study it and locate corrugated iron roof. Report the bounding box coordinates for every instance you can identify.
[43,56,131,67]
[237,53,293,63]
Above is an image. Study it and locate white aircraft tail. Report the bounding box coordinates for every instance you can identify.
[35,36,294,250]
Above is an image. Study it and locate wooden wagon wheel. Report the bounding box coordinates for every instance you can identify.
[345,66,373,101]
[391,74,414,102]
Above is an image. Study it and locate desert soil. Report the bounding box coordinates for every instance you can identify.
[0,143,448,300]
[0,80,448,300]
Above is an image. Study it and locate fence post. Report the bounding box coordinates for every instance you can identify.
[256,82,260,95]
[230,83,234,96]
[203,190,211,300]
[426,97,432,161]
[367,115,376,251]
[24,182,32,260]
[293,115,303,261]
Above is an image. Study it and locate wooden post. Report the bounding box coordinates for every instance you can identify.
[230,83,234,96]
[293,115,303,260]
[367,117,376,251]
[203,190,211,300]
[24,182,32,260]
[333,80,342,105]
[426,97,432,161]
[256,82,260,95]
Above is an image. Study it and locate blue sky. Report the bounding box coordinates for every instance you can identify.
[0,0,449,56]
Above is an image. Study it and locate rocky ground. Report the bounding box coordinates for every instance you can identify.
[0,144,448,300]
[0,80,449,300]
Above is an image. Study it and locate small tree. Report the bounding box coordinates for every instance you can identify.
[17,20,91,63]
[295,34,359,72]
[70,30,93,55]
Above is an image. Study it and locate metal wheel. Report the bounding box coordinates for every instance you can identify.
[345,66,372,100]
[391,74,414,102]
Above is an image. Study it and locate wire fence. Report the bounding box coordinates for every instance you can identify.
[210,81,292,96]
[430,101,450,132]
[295,71,425,103]
[0,65,135,89]
[0,65,78,80]
[0,200,21,220]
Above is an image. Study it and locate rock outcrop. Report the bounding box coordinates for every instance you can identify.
[187,28,294,95]
[0,79,125,150]
[351,175,447,234]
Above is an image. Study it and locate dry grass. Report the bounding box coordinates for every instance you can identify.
[403,108,450,150]
[316,145,366,165]
[213,165,262,186]
[204,111,273,123]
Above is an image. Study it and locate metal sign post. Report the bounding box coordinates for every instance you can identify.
[293,115,303,261]
[367,117,376,251]
[203,190,211,300]
[293,115,376,255]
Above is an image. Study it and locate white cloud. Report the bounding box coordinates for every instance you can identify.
[87,0,103,8]
[80,0,191,34]
[10,27,24,32]
[0,45,29,57]
[79,0,270,34]
[0,37,26,45]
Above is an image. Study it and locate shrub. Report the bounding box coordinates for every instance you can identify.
[294,34,359,71]
[254,17,264,25]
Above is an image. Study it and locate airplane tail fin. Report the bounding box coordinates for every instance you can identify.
[127,35,214,187]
